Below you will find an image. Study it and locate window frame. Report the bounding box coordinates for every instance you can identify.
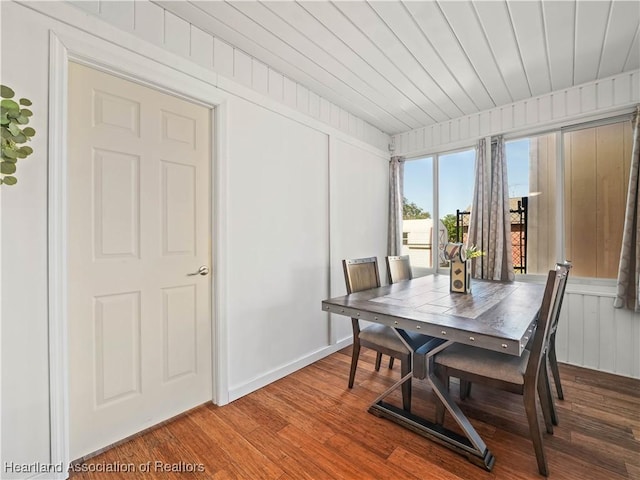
[402,108,634,284]
[403,144,477,278]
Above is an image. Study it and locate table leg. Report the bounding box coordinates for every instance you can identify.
[367,339,495,471]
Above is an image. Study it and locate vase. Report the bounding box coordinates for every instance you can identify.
[450,258,471,294]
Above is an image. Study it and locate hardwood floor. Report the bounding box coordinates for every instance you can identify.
[70,347,640,479]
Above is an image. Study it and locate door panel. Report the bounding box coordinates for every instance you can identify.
[68,62,212,460]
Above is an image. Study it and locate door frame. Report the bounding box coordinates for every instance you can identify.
[48,29,229,476]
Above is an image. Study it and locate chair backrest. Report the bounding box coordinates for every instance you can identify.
[524,264,571,381]
[386,255,412,284]
[549,261,572,334]
[343,257,381,294]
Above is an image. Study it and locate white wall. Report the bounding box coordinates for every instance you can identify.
[329,138,390,343]
[392,70,640,380]
[225,99,330,397]
[0,1,390,478]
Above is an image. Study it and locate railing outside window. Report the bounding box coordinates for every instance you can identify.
[455,197,528,274]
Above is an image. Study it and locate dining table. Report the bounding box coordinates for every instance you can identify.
[321,273,545,471]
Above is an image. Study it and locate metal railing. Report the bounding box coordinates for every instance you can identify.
[455,197,528,274]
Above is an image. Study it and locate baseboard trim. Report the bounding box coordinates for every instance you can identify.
[228,339,352,402]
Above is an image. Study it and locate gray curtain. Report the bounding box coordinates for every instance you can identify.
[614,107,640,312]
[388,156,404,256]
[467,137,514,281]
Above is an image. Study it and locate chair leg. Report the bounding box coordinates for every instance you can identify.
[348,340,361,389]
[434,367,449,425]
[400,354,412,411]
[388,357,394,369]
[543,357,558,426]
[548,338,564,400]
[524,383,549,476]
[375,352,382,371]
[537,364,554,434]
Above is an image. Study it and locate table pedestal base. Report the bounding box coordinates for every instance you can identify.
[368,401,495,471]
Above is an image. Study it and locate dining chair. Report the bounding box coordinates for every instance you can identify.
[386,255,412,284]
[385,255,413,370]
[343,257,432,411]
[535,261,572,427]
[459,261,572,426]
[547,261,572,402]
[432,265,569,476]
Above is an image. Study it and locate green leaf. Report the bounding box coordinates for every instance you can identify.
[8,123,20,136]
[18,146,33,155]
[0,115,8,126]
[15,150,27,159]
[1,162,17,174]
[0,99,19,111]
[2,147,17,159]
[16,116,28,125]
[23,127,35,137]
[13,133,27,143]
[0,85,15,99]
[20,109,33,117]
[2,155,17,163]
[19,98,32,106]
[2,175,17,185]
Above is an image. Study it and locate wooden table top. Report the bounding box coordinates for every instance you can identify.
[322,274,545,356]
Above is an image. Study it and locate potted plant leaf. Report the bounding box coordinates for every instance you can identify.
[1,85,36,186]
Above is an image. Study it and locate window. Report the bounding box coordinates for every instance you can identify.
[562,120,633,279]
[504,117,632,279]
[404,114,632,280]
[402,157,433,269]
[505,134,557,274]
[438,148,476,250]
[403,148,476,272]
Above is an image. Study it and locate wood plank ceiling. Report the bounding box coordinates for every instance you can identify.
[156,1,640,135]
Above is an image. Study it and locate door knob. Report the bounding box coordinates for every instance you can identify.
[187,265,209,276]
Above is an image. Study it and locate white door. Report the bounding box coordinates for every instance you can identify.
[67,62,212,460]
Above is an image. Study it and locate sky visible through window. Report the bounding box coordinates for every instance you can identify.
[404,139,530,218]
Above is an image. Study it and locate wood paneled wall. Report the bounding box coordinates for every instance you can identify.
[527,134,557,274]
[564,121,633,278]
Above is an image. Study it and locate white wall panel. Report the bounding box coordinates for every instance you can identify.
[1,4,54,476]
[251,60,268,95]
[164,10,190,58]
[190,25,213,69]
[614,74,632,106]
[319,98,331,125]
[557,290,640,379]
[100,0,134,32]
[267,68,283,102]
[309,92,319,120]
[212,38,234,79]
[329,137,389,343]
[330,103,340,129]
[283,77,297,109]
[233,49,252,88]
[296,84,309,115]
[226,98,330,396]
[133,0,164,46]
[339,109,349,132]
